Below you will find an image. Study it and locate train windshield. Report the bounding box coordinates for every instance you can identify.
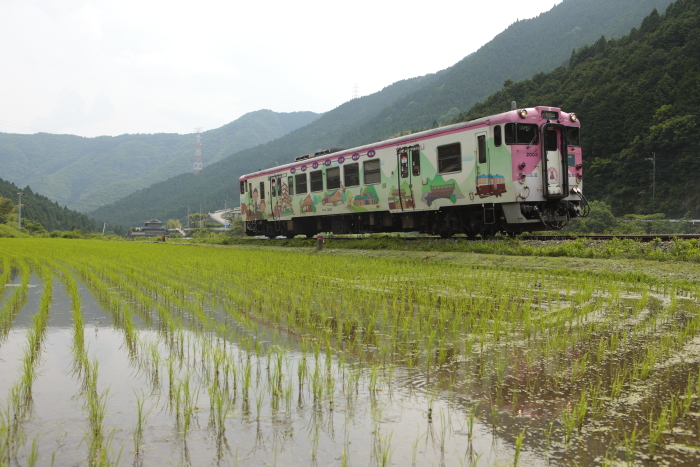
[504,123,539,145]
[564,127,581,147]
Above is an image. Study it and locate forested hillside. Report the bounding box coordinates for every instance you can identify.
[0,110,318,212]
[91,0,674,228]
[89,75,441,226]
[333,0,674,147]
[0,178,98,232]
[454,0,700,217]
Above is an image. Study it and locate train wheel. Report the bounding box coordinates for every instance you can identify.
[439,229,453,239]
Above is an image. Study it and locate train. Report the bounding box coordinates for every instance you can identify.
[239,103,588,238]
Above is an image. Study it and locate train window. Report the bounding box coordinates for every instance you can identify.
[544,127,558,151]
[310,170,323,192]
[271,178,276,197]
[288,176,294,196]
[494,125,502,147]
[295,173,307,194]
[400,150,409,178]
[478,135,487,164]
[240,181,246,195]
[505,123,515,144]
[259,182,265,200]
[326,167,340,190]
[505,123,539,145]
[437,142,462,174]
[344,163,360,187]
[564,127,580,147]
[363,160,381,184]
[248,183,252,194]
[411,148,421,176]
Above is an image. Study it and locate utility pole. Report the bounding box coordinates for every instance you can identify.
[16,192,22,230]
[187,206,190,229]
[645,152,656,207]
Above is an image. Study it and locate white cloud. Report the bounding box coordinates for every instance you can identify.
[0,0,562,137]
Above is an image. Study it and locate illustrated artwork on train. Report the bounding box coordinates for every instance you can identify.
[239,105,588,238]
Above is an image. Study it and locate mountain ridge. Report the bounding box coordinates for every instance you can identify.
[89,0,676,228]
[0,109,319,212]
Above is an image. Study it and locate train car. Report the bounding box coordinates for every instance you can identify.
[239,104,587,238]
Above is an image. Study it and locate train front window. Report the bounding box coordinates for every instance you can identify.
[295,173,307,194]
[310,170,323,192]
[545,127,558,151]
[239,181,246,195]
[564,127,580,147]
[326,167,340,190]
[504,123,539,145]
[437,142,462,174]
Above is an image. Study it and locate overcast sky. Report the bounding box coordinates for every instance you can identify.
[0,0,561,137]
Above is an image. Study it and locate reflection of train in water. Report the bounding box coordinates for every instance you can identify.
[239,104,588,238]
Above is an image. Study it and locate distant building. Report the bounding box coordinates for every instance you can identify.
[128,218,167,238]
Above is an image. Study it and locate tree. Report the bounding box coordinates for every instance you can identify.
[0,196,15,224]
[564,200,618,234]
[166,219,182,229]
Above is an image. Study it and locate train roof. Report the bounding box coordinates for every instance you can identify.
[239,106,577,181]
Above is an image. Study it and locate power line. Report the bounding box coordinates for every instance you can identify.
[0,118,47,133]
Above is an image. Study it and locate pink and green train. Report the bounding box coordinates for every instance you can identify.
[239,104,587,238]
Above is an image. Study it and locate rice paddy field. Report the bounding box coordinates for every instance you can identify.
[1,239,700,466]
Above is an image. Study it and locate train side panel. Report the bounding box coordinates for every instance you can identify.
[239,106,585,237]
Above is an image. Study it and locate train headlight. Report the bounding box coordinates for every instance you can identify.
[518,109,528,119]
[570,113,577,122]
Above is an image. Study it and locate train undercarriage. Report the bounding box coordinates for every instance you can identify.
[245,200,585,239]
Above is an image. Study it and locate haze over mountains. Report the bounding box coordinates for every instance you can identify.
[0,0,679,229]
[0,110,318,212]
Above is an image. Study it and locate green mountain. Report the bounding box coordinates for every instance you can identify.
[89,76,440,226]
[91,0,675,227]
[0,110,319,212]
[453,0,700,217]
[0,178,98,232]
[334,0,674,147]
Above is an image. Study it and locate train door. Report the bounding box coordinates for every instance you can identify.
[542,124,567,198]
[396,147,416,210]
[475,132,491,198]
[269,176,277,219]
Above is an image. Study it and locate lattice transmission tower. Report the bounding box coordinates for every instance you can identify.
[352,84,360,100]
[192,127,203,174]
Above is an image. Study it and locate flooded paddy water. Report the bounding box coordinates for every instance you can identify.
[1,239,700,466]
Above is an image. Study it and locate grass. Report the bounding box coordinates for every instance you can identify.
[1,238,700,465]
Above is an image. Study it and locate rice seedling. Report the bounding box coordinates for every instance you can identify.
[132,390,148,455]
[1,238,700,465]
[513,428,525,467]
